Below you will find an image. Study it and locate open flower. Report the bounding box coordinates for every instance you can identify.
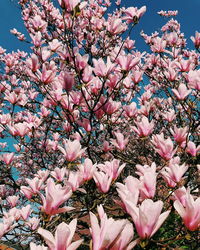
[58,139,85,162]
[37,219,83,250]
[126,199,170,239]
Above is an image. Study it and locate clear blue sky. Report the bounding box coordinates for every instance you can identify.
[0,0,199,52]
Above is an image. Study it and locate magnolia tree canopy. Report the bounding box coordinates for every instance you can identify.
[0,0,199,249]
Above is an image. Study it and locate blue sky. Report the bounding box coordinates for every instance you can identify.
[0,0,199,52]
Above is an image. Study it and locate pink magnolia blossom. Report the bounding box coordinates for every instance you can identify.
[6,195,19,207]
[162,109,176,122]
[90,205,136,250]
[161,163,188,186]
[110,131,129,151]
[37,219,83,250]
[51,167,66,182]
[117,54,140,71]
[78,158,96,181]
[40,178,73,215]
[123,102,138,118]
[93,57,115,77]
[187,69,200,90]
[136,163,157,199]
[151,37,167,53]
[152,133,177,161]
[1,152,15,165]
[21,177,44,199]
[132,116,154,137]
[30,243,48,250]
[20,204,32,220]
[61,71,75,92]
[186,141,200,156]
[93,171,113,193]
[97,159,126,181]
[191,31,200,48]
[170,126,188,146]
[174,189,200,231]
[123,6,146,23]
[172,83,191,100]
[26,217,40,231]
[107,18,126,35]
[58,139,85,162]
[116,176,140,212]
[126,199,170,239]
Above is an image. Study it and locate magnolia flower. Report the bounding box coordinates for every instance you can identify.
[110,132,129,151]
[123,6,146,23]
[93,57,115,77]
[174,189,200,231]
[90,205,136,250]
[132,116,154,137]
[126,199,170,239]
[152,133,177,160]
[40,178,73,215]
[37,219,83,250]
[58,139,85,162]
[172,83,191,100]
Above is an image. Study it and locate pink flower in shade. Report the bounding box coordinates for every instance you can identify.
[161,163,188,186]
[123,6,146,23]
[58,139,86,162]
[191,31,200,48]
[126,199,170,239]
[40,178,73,216]
[152,133,177,161]
[102,100,121,115]
[90,205,137,250]
[172,83,191,100]
[77,118,91,132]
[102,141,112,152]
[110,131,129,151]
[93,57,115,77]
[170,126,188,147]
[186,141,200,156]
[61,71,75,92]
[174,189,200,231]
[37,219,83,250]
[132,116,154,137]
